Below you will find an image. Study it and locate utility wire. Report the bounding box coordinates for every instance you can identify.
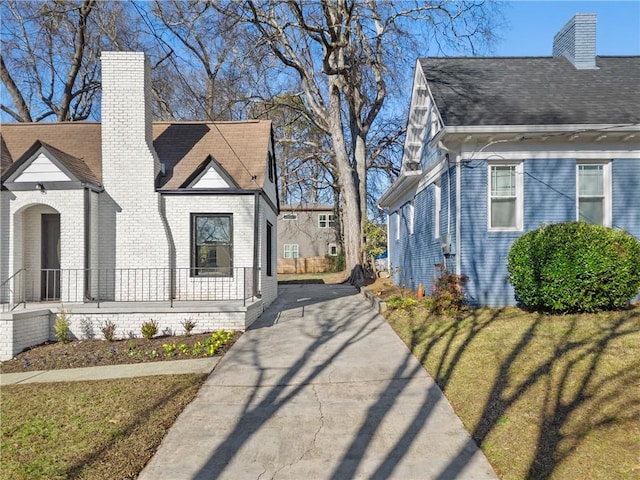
[131,2,261,188]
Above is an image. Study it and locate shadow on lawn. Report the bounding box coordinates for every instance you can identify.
[407,306,640,480]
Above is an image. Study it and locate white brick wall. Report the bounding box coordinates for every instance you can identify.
[259,197,278,308]
[164,194,256,300]
[100,52,171,286]
[6,190,86,302]
[0,309,52,361]
[0,303,263,360]
[0,191,11,302]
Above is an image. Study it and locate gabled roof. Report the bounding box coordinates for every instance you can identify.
[0,120,272,190]
[153,121,271,190]
[1,123,102,180]
[3,140,101,187]
[420,56,640,127]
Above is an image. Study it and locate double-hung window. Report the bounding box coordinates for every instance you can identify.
[488,163,523,230]
[318,213,335,228]
[577,162,611,226]
[284,244,299,258]
[191,214,233,276]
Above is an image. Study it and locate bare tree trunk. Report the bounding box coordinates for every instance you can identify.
[327,77,362,281]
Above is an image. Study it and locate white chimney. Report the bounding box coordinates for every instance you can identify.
[100,51,170,274]
[553,13,597,69]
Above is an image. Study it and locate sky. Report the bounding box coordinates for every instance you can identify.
[495,1,640,56]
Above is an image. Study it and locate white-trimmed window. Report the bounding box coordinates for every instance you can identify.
[404,202,415,235]
[318,213,335,228]
[577,162,611,226]
[434,179,441,238]
[488,162,523,231]
[284,244,299,258]
[328,243,338,256]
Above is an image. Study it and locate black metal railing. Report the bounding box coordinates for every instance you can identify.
[1,267,255,311]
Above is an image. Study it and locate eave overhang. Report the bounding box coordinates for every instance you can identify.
[377,170,422,209]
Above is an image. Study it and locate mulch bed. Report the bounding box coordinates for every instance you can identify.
[0,331,241,374]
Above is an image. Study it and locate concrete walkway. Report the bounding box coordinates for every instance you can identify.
[140,284,497,480]
[0,357,219,385]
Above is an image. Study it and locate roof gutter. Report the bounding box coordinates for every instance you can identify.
[377,170,422,209]
[442,123,639,135]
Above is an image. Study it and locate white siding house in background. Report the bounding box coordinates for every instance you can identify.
[0,51,279,360]
[379,14,640,307]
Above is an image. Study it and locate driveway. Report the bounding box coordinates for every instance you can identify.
[139,283,497,479]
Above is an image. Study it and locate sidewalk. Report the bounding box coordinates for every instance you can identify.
[0,357,219,386]
[139,283,498,480]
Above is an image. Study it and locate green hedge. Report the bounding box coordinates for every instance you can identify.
[507,222,640,313]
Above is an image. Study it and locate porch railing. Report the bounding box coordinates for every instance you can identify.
[1,267,255,312]
[0,269,27,312]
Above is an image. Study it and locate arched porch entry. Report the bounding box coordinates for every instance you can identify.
[15,204,61,302]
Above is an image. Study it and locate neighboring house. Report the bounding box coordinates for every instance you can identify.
[378,14,640,307]
[0,52,279,359]
[277,204,340,273]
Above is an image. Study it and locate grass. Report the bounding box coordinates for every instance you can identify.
[374,280,640,479]
[0,374,206,479]
[278,270,346,284]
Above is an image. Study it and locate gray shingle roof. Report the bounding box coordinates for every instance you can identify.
[420,56,640,127]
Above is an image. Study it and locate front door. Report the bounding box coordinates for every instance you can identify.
[41,213,61,300]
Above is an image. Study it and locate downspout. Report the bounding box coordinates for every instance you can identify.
[455,153,462,276]
[253,192,260,299]
[84,188,90,300]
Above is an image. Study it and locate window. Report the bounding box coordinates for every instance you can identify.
[284,244,299,258]
[394,211,400,240]
[266,222,273,276]
[318,213,335,228]
[268,152,274,182]
[191,214,233,276]
[329,243,338,256]
[404,202,415,235]
[488,163,523,230]
[434,179,441,238]
[282,213,297,220]
[577,162,610,226]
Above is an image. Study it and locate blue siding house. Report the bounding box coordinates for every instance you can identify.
[378,14,640,307]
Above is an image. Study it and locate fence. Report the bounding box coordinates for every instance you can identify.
[1,267,255,312]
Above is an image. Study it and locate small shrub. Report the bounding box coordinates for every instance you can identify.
[508,222,640,313]
[432,265,468,316]
[140,319,159,340]
[386,296,418,311]
[54,307,71,343]
[80,317,95,340]
[325,252,345,272]
[181,318,198,336]
[162,343,176,356]
[100,320,117,342]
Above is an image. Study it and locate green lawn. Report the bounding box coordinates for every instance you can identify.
[0,375,206,479]
[384,302,640,479]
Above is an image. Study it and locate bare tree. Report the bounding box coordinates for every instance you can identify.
[221,0,500,283]
[1,0,100,122]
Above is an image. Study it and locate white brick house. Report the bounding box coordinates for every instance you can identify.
[0,52,279,360]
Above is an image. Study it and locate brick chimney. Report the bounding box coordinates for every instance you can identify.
[100,52,170,272]
[553,13,597,69]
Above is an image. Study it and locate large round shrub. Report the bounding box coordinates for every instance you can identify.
[507,222,640,313]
